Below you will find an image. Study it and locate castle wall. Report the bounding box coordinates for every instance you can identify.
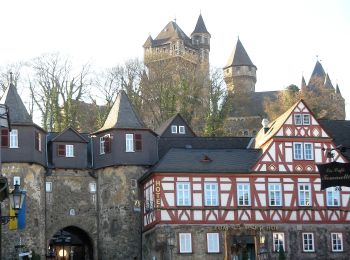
[96,165,146,260]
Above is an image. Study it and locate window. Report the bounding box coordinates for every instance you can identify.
[65,144,74,157]
[176,182,191,206]
[302,233,314,252]
[273,233,285,252]
[293,143,303,160]
[171,125,177,134]
[204,183,218,206]
[1,129,8,147]
[298,184,311,206]
[207,233,219,253]
[125,134,134,152]
[303,114,310,125]
[331,233,343,252]
[13,176,21,186]
[269,183,282,206]
[135,134,142,151]
[131,179,137,189]
[89,182,96,193]
[100,135,112,155]
[57,144,66,157]
[237,183,250,206]
[46,182,52,192]
[294,114,302,125]
[35,132,41,151]
[326,187,340,206]
[293,142,314,160]
[179,233,192,253]
[9,129,18,148]
[179,126,185,134]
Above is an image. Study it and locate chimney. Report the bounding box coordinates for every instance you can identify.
[262,118,269,134]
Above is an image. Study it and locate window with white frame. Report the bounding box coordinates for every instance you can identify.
[65,144,74,157]
[46,182,52,192]
[293,142,314,160]
[100,136,105,154]
[125,134,134,152]
[294,114,302,125]
[303,114,310,125]
[9,129,18,148]
[237,183,250,206]
[171,125,177,134]
[269,183,282,206]
[176,182,191,206]
[204,183,218,206]
[331,233,343,252]
[179,233,192,253]
[179,125,185,134]
[326,187,340,206]
[273,233,285,252]
[89,182,96,193]
[298,184,311,206]
[302,233,314,252]
[13,176,21,186]
[207,233,219,253]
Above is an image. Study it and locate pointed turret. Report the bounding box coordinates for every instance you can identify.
[301,76,307,92]
[191,14,210,36]
[308,60,326,88]
[223,38,257,93]
[0,73,32,124]
[310,60,326,78]
[99,90,145,131]
[191,14,211,69]
[143,35,153,48]
[324,73,334,89]
[335,84,341,95]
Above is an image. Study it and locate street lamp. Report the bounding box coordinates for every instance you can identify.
[258,233,268,260]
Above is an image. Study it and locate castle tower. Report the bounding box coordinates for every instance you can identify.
[190,14,211,73]
[223,38,257,94]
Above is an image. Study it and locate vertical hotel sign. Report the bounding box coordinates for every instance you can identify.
[317,162,350,190]
[155,179,161,209]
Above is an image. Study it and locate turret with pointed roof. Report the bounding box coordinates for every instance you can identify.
[301,75,307,92]
[223,38,257,93]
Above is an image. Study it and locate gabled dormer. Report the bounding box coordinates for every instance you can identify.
[48,127,89,169]
[93,90,158,169]
[253,100,347,173]
[0,74,46,165]
[156,113,196,138]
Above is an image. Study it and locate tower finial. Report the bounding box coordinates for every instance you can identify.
[174,15,176,24]
[10,71,13,85]
[316,55,319,61]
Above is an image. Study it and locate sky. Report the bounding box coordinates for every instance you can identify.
[1,0,349,119]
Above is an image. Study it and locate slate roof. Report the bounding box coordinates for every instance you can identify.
[226,91,279,117]
[310,60,326,78]
[324,74,334,89]
[319,119,350,160]
[143,35,153,48]
[158,136,252,158]
[336,84,341,94]
[155,113,196,137]
[51,126,89,143]
[224,38,256,69]
[152,21,193,48]
[98,90,145,132]
[149,148,261,174]
[191,14,210,35]
[0,83,32,124]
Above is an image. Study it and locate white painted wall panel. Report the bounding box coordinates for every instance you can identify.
[220,183,231,191]
[166,193,175,206]
[258,194,266,207]
[221,193,229,206]
[193,193,202,206]
[193,183,202,190]
[162,183,174,190]
[283,184,294,192]
[194,210,202,220]
[177,177,189,181]
[285,148,293,162]
[255,184,265,191]
[237,178,249,182]
[316,194,324,207]
[162,177,174,181]
[284,194,292,206]
[255,178,265,183]
[161,210,171,221]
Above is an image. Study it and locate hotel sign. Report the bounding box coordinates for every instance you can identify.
[317,162,350,190]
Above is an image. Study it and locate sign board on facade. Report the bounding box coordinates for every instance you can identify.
[316,162,350,190]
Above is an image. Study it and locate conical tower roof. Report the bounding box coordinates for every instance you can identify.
[0,78,32,124]
[143,35,153,48]
[336,84,342,95]
[98,90,145,131]
[310,60,326,78]
[324,73,334,89]
[191,14,210,36]
[224,38,256,69]
[301,76,307,92]
[155,21,191,43]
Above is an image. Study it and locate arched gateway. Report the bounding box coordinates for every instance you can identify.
[47,226,93,260]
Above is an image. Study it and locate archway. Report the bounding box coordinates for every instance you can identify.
[48,226,93,260]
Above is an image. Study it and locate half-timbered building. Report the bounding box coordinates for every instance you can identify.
[140,100,350,260]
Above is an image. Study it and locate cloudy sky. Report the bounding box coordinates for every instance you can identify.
[1,0,349,118]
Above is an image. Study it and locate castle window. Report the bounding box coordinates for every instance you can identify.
[243,130,249,136]
[13,176,21,186]
[1,129,8,147]
[273,233,285,252]
[57,144,74,157]
[326,187,340,206]
[89,182,96,193]
[66,144,74,157]
[294,114,310,125]
[176,182,191,206]
[204,183,218,206]
[9,129,18,148]
[125,134,134,152]
[294,114,302,125]
[179,126,185,134]
[179,233,192,253]
[269,183,282,206]
[35,131,41,151]
[237,183,250,206]
[331,233,343,252]
[207,233,219,253]
[171,125,177,134]
[298,184,311,206]
[303,114,310,125]
[293,142,314,160]
[46,182,52,192]
[302,233,314,252]
[100,135,111,155]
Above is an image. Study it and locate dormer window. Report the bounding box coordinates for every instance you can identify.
[294,114,310,125]
[57,144,74,157]
[179,126,185,134]
[9,129,18,148]
[126,134,134,152]
[35,132,42,152]
[171,125,177,134]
